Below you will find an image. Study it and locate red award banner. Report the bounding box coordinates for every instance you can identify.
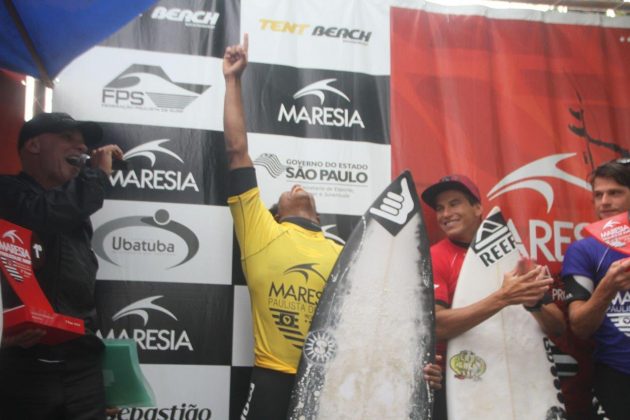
[0,219,84,345]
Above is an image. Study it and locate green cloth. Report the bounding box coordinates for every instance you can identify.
[102,339,156,407]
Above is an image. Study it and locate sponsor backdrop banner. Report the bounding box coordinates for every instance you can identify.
[391,5,630,418]
[2,0,624,418]
[52,0,391,418]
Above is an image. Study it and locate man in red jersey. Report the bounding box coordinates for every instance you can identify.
[422,174,564,420]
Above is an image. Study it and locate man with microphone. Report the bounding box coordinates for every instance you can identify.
[0,112,122,419]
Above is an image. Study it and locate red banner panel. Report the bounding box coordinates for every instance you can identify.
[391,8,630,272]
[391,8,630,417]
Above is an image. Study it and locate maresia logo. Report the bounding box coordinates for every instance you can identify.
[487,153,592,213]
[269,262,328,349]
[0,228,30,282]
[98,295,193,352]
[284,263,327,284]
[0,229,30,262]
[102,65,211,112]
[1,229,23,245]
[278,79,364,128]
[151,6,220,29]
[96,281,233,365]
[294,79,350,103]
[485,152,604,263]
[110,139,199,192]
[608,291,630,337]
[603,219,621,230]
[92,209,199,269]
[112,295,178,325]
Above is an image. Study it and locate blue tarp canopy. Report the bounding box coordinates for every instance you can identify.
[0,0,156,86]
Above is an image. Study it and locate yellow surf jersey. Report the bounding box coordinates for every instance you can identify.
[228,186,342,374]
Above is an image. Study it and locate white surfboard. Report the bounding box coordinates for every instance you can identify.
[446,207,565,419]
[288,171,435,420]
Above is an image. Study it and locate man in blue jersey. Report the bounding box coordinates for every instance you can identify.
[561,159,630,420]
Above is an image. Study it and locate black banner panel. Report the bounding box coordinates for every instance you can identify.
[96,280,233,365]
[101,123,229,205]
[242,63,390,143]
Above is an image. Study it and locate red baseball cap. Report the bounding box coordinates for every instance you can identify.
[421,174,481,209]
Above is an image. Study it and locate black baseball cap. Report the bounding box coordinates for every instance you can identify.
[18,112,103,151]
[421,174,481,209]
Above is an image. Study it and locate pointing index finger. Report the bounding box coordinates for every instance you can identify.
[242,33,249,54]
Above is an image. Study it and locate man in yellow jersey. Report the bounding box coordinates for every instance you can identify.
[223,35,443,420]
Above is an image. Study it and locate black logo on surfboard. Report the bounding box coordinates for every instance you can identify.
[471,212,516,267]
[368,172,418,236]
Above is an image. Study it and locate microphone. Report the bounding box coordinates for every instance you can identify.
[66,154,130,171]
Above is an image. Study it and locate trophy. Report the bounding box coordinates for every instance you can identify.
[0,219,84,345]
[584,211,630,256]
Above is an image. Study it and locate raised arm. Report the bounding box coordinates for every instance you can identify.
[223,33,253,170]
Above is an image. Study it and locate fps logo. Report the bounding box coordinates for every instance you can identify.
[92,209,199,269]
[278,79,365,128]
[109,139,199,192]
[102,65,211,112]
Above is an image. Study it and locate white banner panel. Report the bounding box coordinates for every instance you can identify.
[91,200,232,284]
[109,364,230,420]
[242,0,391,75]
[54,46,224,131]
[248,134,391,215]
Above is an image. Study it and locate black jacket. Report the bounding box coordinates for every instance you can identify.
[0,169,108,360]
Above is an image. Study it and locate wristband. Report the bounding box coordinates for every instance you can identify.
[523,300,543,312]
